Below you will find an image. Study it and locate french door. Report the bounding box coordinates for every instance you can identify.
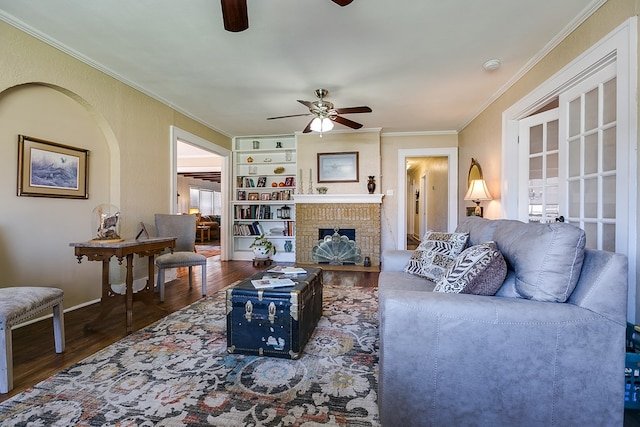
[518,109,560,224]
[519,63,626,254]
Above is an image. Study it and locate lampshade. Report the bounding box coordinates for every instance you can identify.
[464,179,492,202]
[310,117,334,133]
[188,208,200,215]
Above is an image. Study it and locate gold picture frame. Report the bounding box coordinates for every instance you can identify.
[17,135,89,199]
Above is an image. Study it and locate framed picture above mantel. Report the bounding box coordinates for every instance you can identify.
[317,152,359,183]
[17,134,89,199]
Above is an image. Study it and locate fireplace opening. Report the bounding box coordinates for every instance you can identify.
[319,228,355,241]
[312,227,362,265]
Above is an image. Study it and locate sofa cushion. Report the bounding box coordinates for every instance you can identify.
[455,216,501,247]
[403,232,469,281]
[433,241,507,295]
[493,221,586,302]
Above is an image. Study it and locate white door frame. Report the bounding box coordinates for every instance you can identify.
[170,126,231,261]
[396,147,458,249]
[501,18,637,322]
[420,173,428,238]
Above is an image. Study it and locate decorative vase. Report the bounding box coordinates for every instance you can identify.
[284,240,293,253]
[367,176,376,194]
[252,245,271,259]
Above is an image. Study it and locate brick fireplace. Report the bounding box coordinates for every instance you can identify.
[294,194,383,268]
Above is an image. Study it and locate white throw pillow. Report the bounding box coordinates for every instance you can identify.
[404,232,469,281]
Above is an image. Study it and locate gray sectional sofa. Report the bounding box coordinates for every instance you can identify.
[378,216,628,426]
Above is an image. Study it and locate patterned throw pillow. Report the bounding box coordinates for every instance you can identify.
[403,232,469,281]
[433,241,507,295]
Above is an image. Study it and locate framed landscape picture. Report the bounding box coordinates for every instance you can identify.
[17,135,89,199]
[317,152,359,183]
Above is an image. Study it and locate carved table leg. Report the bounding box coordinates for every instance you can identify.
[125,253,134,334]
[85,257,123,331]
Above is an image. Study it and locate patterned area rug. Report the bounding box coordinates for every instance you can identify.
[0,285,380,426]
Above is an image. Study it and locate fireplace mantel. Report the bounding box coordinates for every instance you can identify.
[294,194,384,204]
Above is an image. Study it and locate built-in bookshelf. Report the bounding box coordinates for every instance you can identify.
[232,135,296,262]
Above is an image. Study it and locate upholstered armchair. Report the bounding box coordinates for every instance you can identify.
[154,214,207,302]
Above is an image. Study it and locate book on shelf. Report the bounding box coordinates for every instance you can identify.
[234,205,272,220]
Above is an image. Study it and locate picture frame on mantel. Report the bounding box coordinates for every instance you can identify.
[17,134,89,199]
[317,152,359,183]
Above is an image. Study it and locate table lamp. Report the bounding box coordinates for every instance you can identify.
[464,179,492,217]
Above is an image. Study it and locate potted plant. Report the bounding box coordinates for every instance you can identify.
[250,234,276,259]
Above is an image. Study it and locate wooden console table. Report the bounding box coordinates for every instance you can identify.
[70,237,176,334]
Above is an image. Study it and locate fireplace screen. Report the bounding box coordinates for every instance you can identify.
[312,227,362,265]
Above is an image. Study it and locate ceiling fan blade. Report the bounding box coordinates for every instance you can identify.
[332,115,363,129]
[297,100,314,109]
[302,119,314,133]
[267,113,312,120]
[333,106,372,114]
[331,0,354,6]
[221,0,249,32]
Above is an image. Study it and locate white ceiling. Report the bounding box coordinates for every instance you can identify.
[0,0,603,137]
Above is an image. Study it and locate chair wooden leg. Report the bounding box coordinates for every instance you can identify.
[201,264,207,296]
[0,327,12,393]
[53,302,65,353]
[188,267,193,289]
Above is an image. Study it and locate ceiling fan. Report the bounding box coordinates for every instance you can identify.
[267,89,372,133]
[221,0,354,32]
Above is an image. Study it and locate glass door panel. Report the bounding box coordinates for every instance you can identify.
[518,109,560,223]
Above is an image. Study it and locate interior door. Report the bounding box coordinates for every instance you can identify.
[559,64,623,253]
[519,63,625,253]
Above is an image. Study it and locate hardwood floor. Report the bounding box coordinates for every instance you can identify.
[0,253,379,403]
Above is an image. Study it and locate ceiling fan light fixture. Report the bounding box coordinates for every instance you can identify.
[310,117,334,133]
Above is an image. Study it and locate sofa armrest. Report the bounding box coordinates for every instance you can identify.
[378,291,625,426]
[381,250,413,272]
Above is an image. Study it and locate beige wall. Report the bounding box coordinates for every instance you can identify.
[380,133,458,250]
[298,131,459,255]
[459,0,639,222]
[297,130,381,195]
[459,0,639,319]
[2,0,637,309]
[0,21,230,308]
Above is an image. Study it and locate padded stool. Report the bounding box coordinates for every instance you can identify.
[0,287,65,393]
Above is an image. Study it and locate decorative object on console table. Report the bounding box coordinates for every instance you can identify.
[91,204,122,242]
[367,176,376,194]
[17,134,89,199]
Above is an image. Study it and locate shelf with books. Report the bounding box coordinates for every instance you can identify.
[232,134,297,262]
